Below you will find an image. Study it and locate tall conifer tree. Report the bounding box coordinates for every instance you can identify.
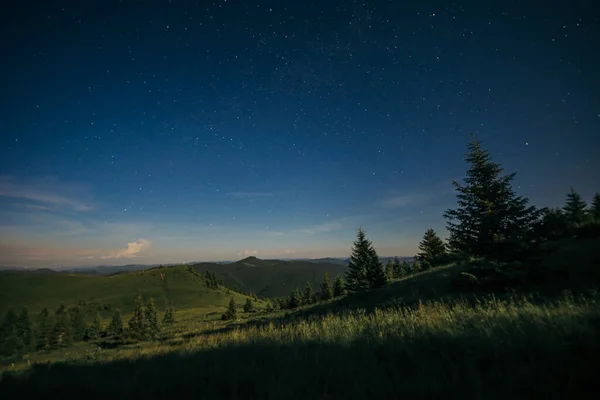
[107,310,124,340]
[320,273,334,300]
[417,228,448,269]
[563,188,588,232]
[443,137,539,261]
[346,228,386,291]
[333,275,347,297]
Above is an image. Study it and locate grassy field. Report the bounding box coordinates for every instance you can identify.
[1,238,599,398]
[1,289,598,399]
[0,265,262,323]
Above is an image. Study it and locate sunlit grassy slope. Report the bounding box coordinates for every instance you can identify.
[1,238,599,398]
[0,265,256,317]
[1,289,598,398]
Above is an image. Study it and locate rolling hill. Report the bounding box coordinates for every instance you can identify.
[0,265,257,318]
[192,256,349,297]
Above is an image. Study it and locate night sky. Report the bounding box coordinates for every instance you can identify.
[1,0,599,268]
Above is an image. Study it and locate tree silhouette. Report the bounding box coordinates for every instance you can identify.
[243,297,255,313]
[563,188,588,234]
[320,273,334,300]
[333,274,347,297]
[385,260,395,281]
[85,311,102,341]
[303,281,315,304]
[162,305,175,325]
[144,298,160,339]
[444,137,539,261]
[106,310,124,340]
[289,289,301,308]
[68,306,86,342]
[35,308,52,350]
[347,228,386,291]
[417,228,448,269]
[222,297,237,320]
[16,308,33,352]
[128,295,146,339]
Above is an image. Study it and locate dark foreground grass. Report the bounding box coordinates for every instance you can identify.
[2,291,599,399]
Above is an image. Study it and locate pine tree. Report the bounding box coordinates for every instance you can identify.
[535,207,568,241]
[320,273,334,300]
[346,228,386,291]
[392,257,401,278]
[69,306,86,342]
[222,297,237,320]
[85,311,102,341]
[333,274,347,297]
[385,260,395,281]
[0,309,21,357]
[411,256,422,274]
[162,305,175,325]
[400,261,410,276]
[106,310,124,340]
[563,188,588,233]
[16,308,33,352]
[417,228,448,269]
[50,305,73,348]
[289,289,301,308]
[265,302,274,313]
[591,193,600,222]
[243,297,255,313]
[302,281,314,304]
[128,295,146,339]
[35,308,52,350]
[144,298,160,339]
[366,250,387,289]
[443,137,540,261]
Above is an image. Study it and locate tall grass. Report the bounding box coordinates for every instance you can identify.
[2,290,599,399]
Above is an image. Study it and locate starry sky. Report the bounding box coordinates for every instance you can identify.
[1,0,599,268]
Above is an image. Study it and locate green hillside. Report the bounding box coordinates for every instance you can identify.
[0,265,255,317]
[2,241,600,398]
[192,256,348,297]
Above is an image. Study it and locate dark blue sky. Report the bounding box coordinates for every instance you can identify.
[1,0,598,267]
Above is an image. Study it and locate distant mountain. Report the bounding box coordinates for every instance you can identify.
[2,256,413,279]
[191,256,349,298]
[292,256,413,266]
[64,263,184,276]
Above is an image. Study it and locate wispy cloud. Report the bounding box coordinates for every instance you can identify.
[379,193,431,209]
[300,215,370,234]
[240,249,259,256]
[0,175,94,212]
[11,203,52,211]
[100,238,151,259]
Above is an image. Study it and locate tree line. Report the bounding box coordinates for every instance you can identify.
[0,296,175,361]
[273,136,600,301]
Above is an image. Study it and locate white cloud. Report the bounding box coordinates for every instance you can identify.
[101,238,151,259]
[241,249,259,256]
[284,249,296,254]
